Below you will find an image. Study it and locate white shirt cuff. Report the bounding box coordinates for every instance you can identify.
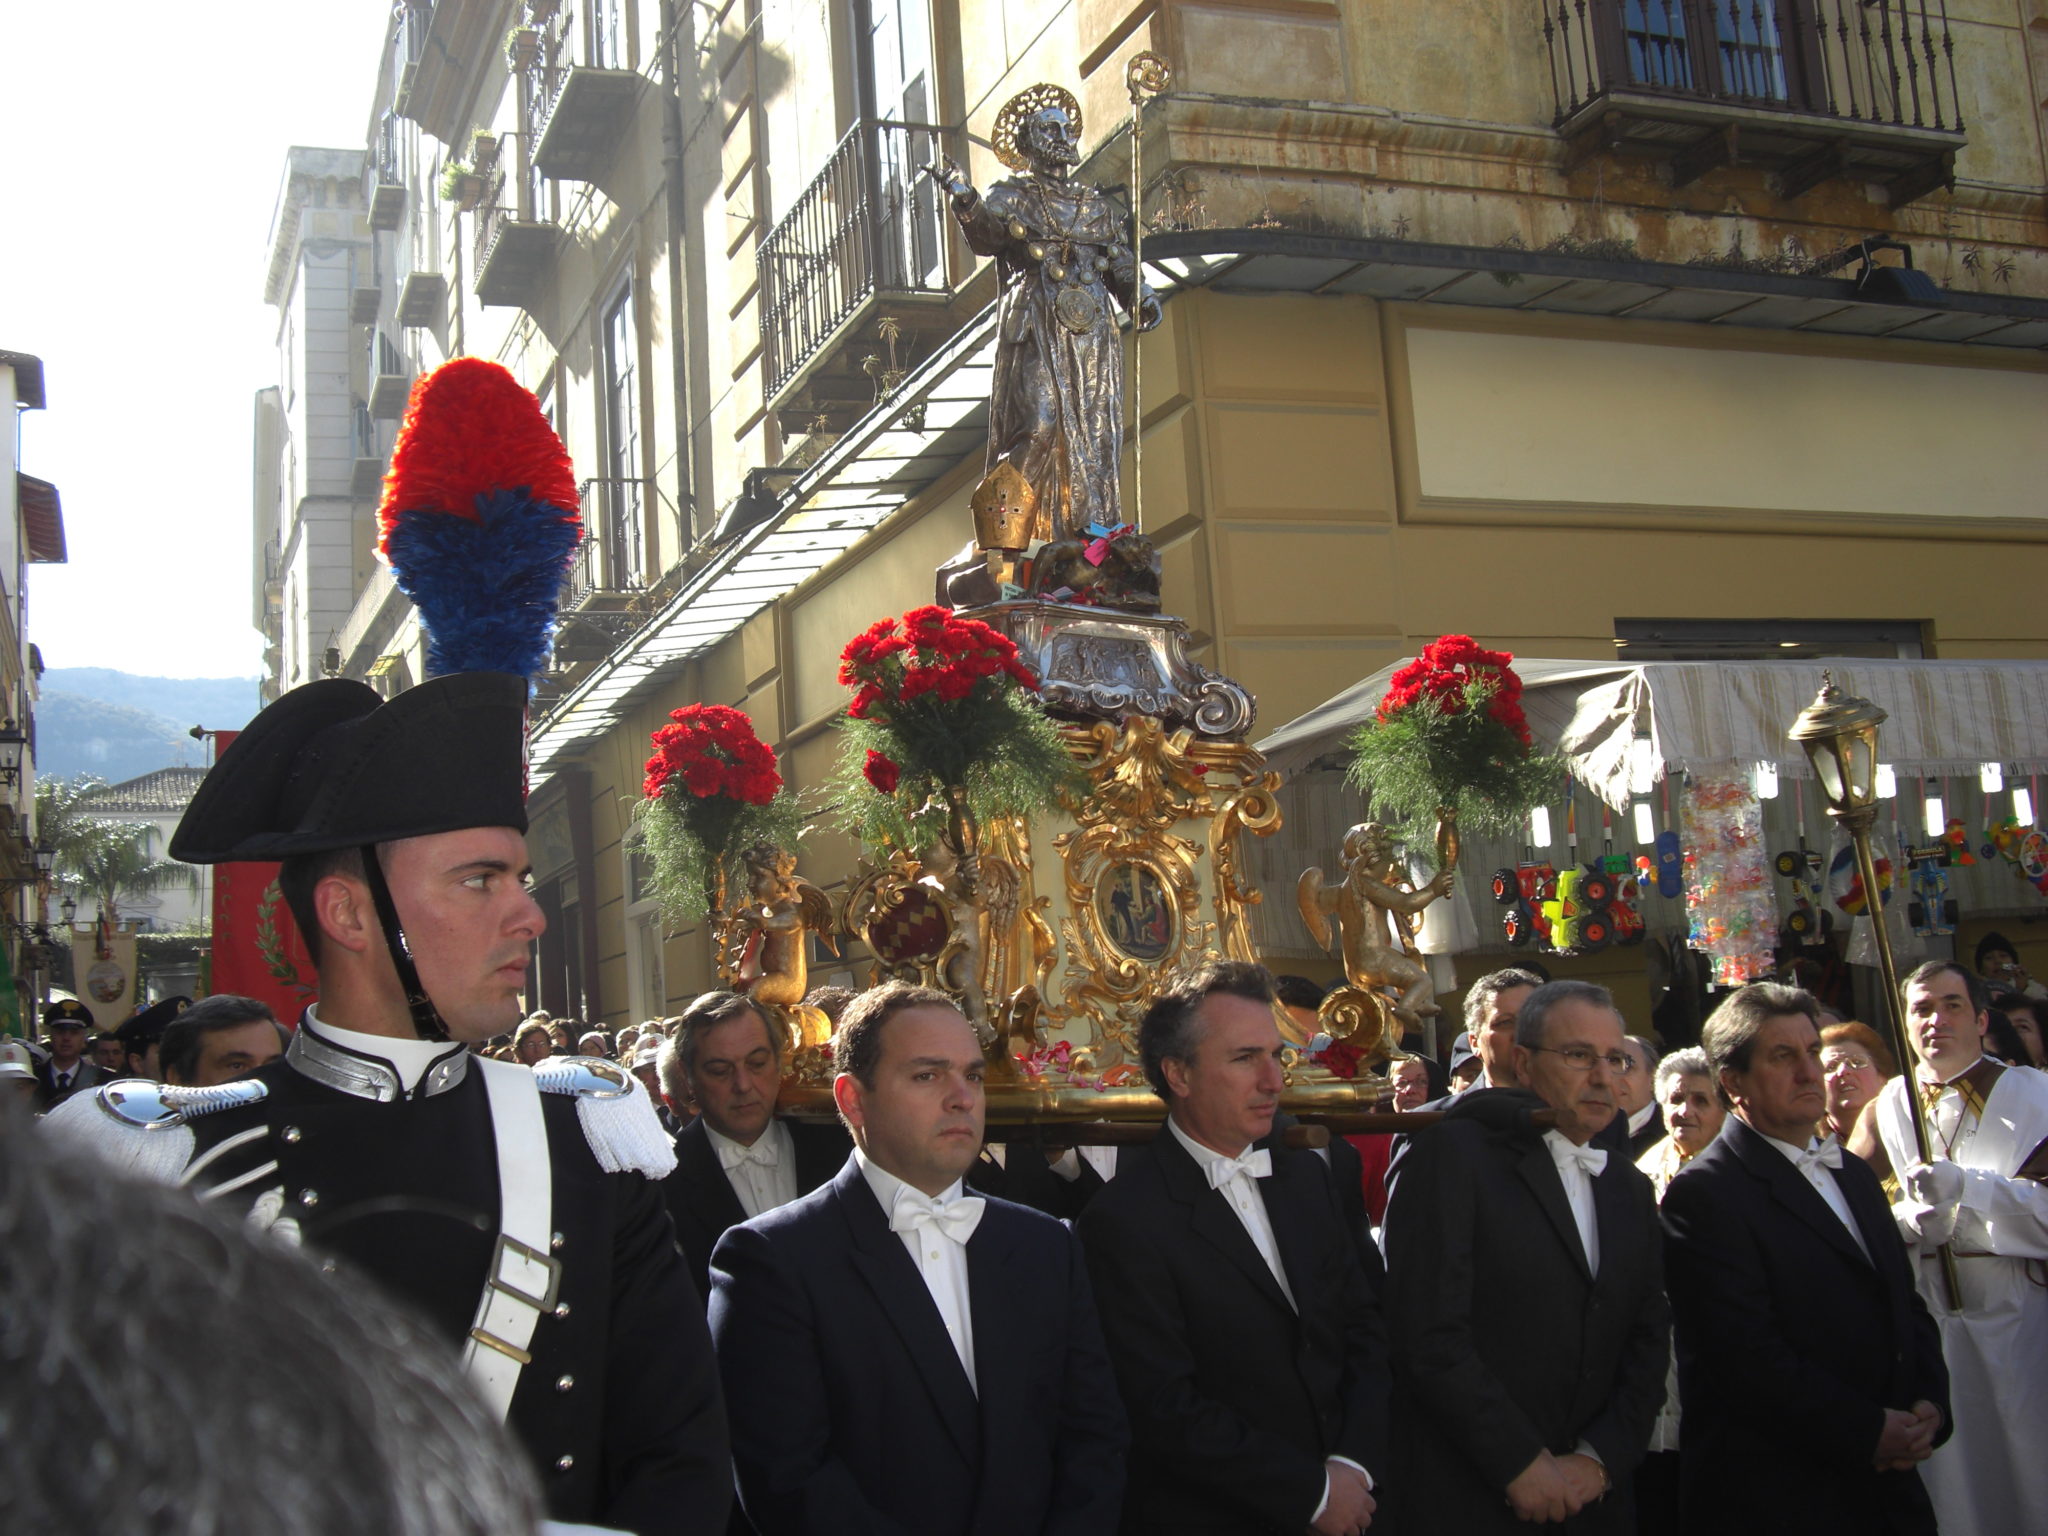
[1310,1455,1375,1521]
[1048,1147,1082,1183]
[1572,1439,1604,1466]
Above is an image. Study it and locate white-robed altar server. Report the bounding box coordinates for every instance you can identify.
[1853,959,2048,1536]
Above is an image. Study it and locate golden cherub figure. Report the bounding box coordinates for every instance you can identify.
[730,844,838,1048]
[1298,822,1455,1043]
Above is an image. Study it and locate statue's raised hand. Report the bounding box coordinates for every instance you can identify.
[926,155,974,203]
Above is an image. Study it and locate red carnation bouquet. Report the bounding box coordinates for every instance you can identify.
[835,605,1075,850]
[1345,634,1559,859]
[633,704,806,921]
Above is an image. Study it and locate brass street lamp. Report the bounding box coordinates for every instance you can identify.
[1788,672,1959,1308]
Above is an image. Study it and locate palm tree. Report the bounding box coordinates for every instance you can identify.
[35,777,197,928]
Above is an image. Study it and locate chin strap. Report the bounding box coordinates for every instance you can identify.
[358,843,451,1042]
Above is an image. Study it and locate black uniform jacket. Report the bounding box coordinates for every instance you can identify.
[1659,1114,1951,1536]
[184,1050,731,1535]
[707,1155,1127,1536]
[1380,1089,1669,1535]
[1075,1127,1390,1535]
[662,1115,849,1303]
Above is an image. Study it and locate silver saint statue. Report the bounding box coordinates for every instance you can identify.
[932,84,1161,543]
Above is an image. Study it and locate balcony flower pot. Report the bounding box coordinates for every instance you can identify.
[439,163,484,211]
[506,26,539,70]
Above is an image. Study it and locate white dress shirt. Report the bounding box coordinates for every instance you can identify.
[1758,1128,1869,1262]
[1168,1117,1295,1309]
[1627,1102,1658,1140]
[705,1117,799,1219]
[1542,1129,1604,1277]
[303,1007,464,1094]
[857,1149,982,1393]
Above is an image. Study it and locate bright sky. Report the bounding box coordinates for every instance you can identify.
[4,4,394,679]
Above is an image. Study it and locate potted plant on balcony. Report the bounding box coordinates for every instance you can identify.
[505,25,539,70]
[438,161,484,212]
[470,130,499,175]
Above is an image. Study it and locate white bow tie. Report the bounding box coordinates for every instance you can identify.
[1796,1138,1845,1175]
[1546,1134,1607,1178]
[717,1137,779,1172]
[1205,1146,1273,1191]
[888,1190,985,1246]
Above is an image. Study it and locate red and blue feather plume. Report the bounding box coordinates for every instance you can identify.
[377,358,583,680]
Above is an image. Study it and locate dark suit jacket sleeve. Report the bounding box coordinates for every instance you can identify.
[1659,1168,1887,1473]
[1078,1201,1328,1530]
[1325,1178,1393,1480]
[601,1171,734,1536]
[1855,1162,1952,1443]
[1045,1222,1130,1536]
[1576,1175,1670,1477]
[707,1221,914,1536]
[1380,1126,1549,1491]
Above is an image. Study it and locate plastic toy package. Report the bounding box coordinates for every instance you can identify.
[1680,774,1776,987]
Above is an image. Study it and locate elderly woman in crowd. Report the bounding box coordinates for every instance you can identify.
[1818,1020,1896,1145]
[1637,1046,1725,1195]
[1635,1045,1725,1536]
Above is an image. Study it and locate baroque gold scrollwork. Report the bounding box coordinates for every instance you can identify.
[1050,717,1282,1063]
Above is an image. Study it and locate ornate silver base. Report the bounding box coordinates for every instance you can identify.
[970,599,1257,741]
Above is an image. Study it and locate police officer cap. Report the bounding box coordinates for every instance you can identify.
[169,672,528,865]
[117,995,193,1048]
[44,998,95,1032]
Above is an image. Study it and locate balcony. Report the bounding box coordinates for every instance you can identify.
[350,285,382,323]
[397,270,447,328]
[1544,0,1965,207]
[369,371,413,419]
[369,180,407,231]
[757,118,969,415]
[553,481,649,662]
[529,13,642,184]
[474,177,559,309]
[351,404,386,498]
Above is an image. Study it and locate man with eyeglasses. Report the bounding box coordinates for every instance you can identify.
[1381,979,1669,1532]
[1663,982,1947,1536]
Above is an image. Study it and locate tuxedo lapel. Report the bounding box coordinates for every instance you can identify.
[965,1212,1020,1441]
[1728,1118,1872,1272]
[1517,1142,1594,1282]
[675,1119,747,1234]
[833,1164,981,1462]
[1261,1153,1320,1316]
[1155,1128,1295,1316]
[1588,1158,1634,1292]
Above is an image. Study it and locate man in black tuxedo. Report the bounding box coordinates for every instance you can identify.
[1381,978,1668,1533]
[1661,982,1949,1535]
[707,982,1126,1535]
[658,990,849,1302]
[1077,961,1388,1536]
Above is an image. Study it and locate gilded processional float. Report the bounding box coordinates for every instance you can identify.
[629,64,1557,1133]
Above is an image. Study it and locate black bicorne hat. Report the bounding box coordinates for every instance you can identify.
[170,672,529,865]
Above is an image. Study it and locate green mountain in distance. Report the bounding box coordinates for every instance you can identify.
[37,670,263,784]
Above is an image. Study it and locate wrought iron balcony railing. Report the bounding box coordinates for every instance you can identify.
[473,164,560,309]
[757,117,956,399]
[1543,0,1965,206]
[528,0,641,183]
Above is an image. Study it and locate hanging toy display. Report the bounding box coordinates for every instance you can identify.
[1772,780,1830,946]
[1681,774,1775,987]
[1906,845,1957,938]
[1827,840,1894,915]
[1654,776,1684,899]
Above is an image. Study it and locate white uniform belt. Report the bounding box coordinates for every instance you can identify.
[460,1057,559,1421]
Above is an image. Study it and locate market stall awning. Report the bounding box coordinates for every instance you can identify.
[1258,657,2048,813]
